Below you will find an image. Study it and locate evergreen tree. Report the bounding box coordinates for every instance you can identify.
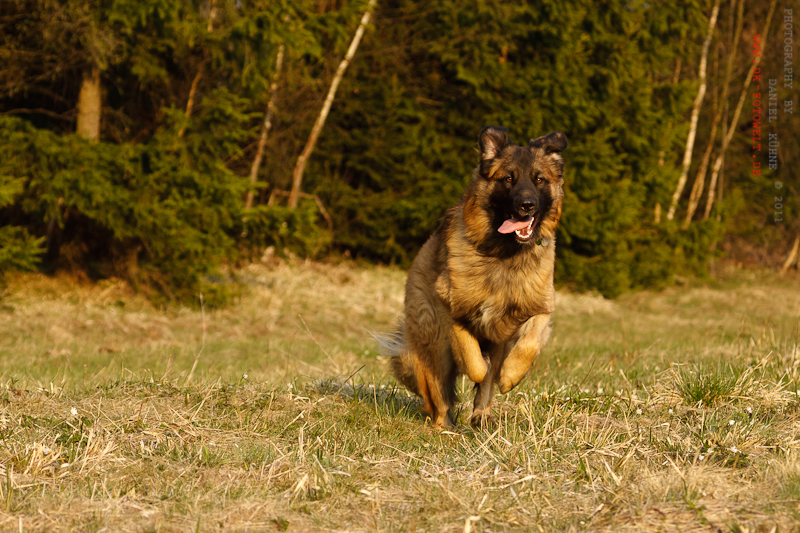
[314,0,718,295]
[0,0,784,300]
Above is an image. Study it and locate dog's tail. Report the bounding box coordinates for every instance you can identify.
[375,321,419,396]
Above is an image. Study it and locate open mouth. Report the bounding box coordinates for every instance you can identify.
[497,215,536,242]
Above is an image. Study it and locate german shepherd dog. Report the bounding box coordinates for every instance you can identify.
[380,126,567,427]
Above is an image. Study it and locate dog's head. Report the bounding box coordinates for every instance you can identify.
[464,126,567,253]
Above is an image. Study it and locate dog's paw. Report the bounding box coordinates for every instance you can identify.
[497,377,514,394]
[429,413,455,429]
[470,410,497,428]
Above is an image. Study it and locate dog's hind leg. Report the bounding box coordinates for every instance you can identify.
[404,290,459,427]
[412,352,457,427]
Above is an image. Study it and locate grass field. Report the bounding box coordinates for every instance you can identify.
[1,260,799,532]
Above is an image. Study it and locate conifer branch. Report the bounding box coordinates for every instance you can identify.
[1,108,75,121]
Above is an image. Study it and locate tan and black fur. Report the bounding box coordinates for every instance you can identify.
[380,126,567,427]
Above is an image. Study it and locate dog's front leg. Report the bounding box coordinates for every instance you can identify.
[450,322,489,384]
[497,314,551,394]
[470,341,508,427]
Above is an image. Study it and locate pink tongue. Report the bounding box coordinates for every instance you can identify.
[498,216,532,234]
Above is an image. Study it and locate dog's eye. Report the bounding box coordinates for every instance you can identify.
[535,176,544,184]
[504,176,512,183]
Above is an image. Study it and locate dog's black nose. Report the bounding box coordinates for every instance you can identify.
[519,198,537,213]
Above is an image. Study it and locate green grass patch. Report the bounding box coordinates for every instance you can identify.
[0,263,799,531]
[673,363,739,407]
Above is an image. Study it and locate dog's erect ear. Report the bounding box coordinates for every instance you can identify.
[479,126,509,161]
[479,126,509,177]
[530,131,568,154]
[531,131,567,177]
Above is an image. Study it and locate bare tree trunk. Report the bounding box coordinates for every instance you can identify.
[245,45,285,210]
[178,64,204,139]
[76,67,101,141]
[682,119,719,228]
[684,29,726,228]
[667,0,720,221]
[288,0,378,208]
[782,234,800,272]
[179,3,215,139]
[654,149,665,223]
[683,50,722,230]
[705,0,777,219]
[207,0,217,33]
[716,0,742,214]
[672,56,683,84]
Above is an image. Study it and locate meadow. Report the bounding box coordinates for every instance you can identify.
[0,259,799,532]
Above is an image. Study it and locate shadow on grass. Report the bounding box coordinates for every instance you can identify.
[314,378,430,423]
[313,378,492,431]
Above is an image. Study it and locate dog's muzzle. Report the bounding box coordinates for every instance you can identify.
[497,215,536,242]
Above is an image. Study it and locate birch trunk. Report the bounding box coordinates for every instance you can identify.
[708,0,742,218]
[716,0,743,211]
[245,45,285,209]
[76,67,101,141]
[207,0,217,33]
[682,117,718,228]
[683,53,722,230]
[667,0,720,221]
[704,0,777,219]
[782,234,800,272]
[178,65,204,139]
[178,3,215,139]
[288,0,378,208]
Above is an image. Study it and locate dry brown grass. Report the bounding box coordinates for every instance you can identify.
[0,261,799,531]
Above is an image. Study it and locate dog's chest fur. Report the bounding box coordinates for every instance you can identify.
[437,232,555,344]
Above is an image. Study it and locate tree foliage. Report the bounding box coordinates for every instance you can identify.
[0,172,43,274]
[0,0,790,300]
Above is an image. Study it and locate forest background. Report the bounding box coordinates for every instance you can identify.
[0,0,796,302]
